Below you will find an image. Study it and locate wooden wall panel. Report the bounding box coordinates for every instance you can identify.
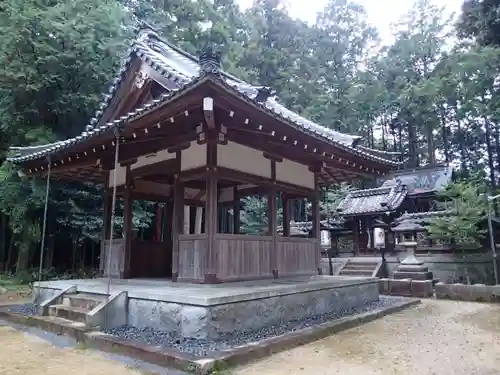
[178,234,208,281]
[277,237,319,276]
[214,234,273,281]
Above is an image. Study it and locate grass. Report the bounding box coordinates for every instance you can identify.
[0,273,32,303]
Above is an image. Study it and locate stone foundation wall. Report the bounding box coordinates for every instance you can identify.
[328,253,496,284]
[127,280,380,340]
[435,283,500,302]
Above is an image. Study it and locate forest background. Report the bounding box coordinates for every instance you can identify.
[0,0,498,278]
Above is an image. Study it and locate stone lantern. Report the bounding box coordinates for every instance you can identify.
[392,218,433,280]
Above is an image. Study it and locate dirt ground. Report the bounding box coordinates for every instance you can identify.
[234,299,500,375]
[0,324,156,375]
[0,299,499,375]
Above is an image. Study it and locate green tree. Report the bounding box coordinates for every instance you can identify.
[425,176,489,246]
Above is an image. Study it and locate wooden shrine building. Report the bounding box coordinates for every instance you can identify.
[7,29,398,284]
[335,164,453,255]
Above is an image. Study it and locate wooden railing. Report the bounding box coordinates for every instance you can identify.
[177,234,320,282]
[277,237,319,276]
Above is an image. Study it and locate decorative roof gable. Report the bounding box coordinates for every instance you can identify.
[8,29,399,168]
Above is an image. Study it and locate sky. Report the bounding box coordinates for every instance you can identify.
[236,0,463,43]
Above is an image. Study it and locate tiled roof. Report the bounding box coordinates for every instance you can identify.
[336,181,408,217]
[7,30,399,167]
[379,165,452,195]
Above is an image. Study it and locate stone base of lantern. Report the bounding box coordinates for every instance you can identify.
[393,244,433,281]
[393,265,433,280]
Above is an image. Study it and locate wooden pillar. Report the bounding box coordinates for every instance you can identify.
[352,218,360,255]
[99,181,112,274]
[268,187,278,278]
[183,206,191,234]
[312,173,321,275]
[269,160,278,278]
[194,207,203,234]
[232,186,240,234]
[171,174,184,282]
[205,139,218,283]
[122,164,133,278]
[282,194,290,237]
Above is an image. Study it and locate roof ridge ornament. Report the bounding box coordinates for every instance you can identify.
[198,46,222,77]
[255,87,276,103]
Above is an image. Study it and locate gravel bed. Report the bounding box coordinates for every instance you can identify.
[6,303,39,316]
[104,296,409,357]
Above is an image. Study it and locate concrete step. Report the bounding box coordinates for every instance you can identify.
[339,269,374,276]
[62,293,106,310]
[343,264,377,271]
[48,304,90,323]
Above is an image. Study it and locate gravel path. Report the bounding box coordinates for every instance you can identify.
[233,299,500,375]
[104,296,407,357]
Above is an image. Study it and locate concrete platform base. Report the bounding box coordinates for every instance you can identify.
[33,276,380,340]
[0,298,420,374]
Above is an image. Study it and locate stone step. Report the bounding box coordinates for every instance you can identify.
[343,264,377,271]
[340,269,374,276]
[347,261,379,267]
[33,315,89,341]
[48,304,90,323]
[62,293,107,310]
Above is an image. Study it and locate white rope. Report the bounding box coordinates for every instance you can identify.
[104,134,120,327]
[38,158,51,283]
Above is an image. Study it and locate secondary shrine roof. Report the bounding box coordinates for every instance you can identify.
[7,28,399,169]
[336,181,408,217]
[378,165,452,195]
[335,165,453,217]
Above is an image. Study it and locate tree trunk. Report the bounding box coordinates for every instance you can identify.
[439,106,450,163]
[426,121,435,165]
[15,245,30,274]
[484,117,496,188]
[0,215,6,271]
[71,241,77,271]
[6,234,14,272]
[43,234,54,270]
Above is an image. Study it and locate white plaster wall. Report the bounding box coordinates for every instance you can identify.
[108,165,126,187]
[217,142,271,178]
[131,148,175,171]
[276,159,314,189]
[108,146,176,188]
[181,142,206,171]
